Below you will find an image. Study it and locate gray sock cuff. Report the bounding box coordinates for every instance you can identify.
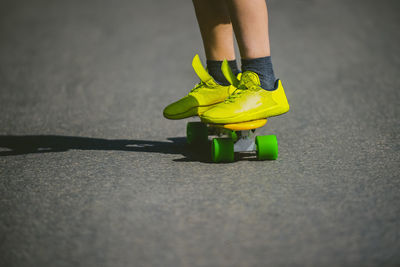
[241,56,276,90]
[207,60,239,86]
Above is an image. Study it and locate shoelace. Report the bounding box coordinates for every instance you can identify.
[224,79,258,103]
[224,88,249,103]
[190,81,205,93]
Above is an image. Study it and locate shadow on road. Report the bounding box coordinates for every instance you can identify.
[0,135,211,162]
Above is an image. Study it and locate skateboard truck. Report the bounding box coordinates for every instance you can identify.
[234,130,256,152]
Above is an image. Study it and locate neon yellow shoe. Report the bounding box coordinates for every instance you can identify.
[200,66,289,124]
[163,54,236,120]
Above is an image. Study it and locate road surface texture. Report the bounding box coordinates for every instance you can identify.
[1,0,399,266]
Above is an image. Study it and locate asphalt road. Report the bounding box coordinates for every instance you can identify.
[1,0,399,266]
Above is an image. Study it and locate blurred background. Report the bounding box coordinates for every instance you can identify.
[0,0,399,266]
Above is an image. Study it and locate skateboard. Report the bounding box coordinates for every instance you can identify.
[186,119,278,163]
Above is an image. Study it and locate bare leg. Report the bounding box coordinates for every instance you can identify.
[226,0,271,59]
[197,1,290,125]
[192,0,235,61]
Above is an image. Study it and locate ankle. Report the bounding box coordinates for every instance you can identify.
[241,56,276,90]
[207,60,240,86]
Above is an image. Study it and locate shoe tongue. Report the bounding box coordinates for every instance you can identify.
[192,54,216,84]
[239,71,261,89]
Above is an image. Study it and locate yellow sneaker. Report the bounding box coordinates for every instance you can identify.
[163,54,236,120]
[200,70,290,124]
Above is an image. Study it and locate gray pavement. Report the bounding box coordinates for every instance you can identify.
[1,0,399,266]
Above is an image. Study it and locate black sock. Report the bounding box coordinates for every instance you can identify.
[241,56,276,90]
[206,60,239,86]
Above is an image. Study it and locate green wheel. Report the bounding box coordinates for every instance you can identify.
[212,138,234,163]
[186,122,208,145]
[230,131,238,142]
[255,135,278,160]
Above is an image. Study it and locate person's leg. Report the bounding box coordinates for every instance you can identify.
[192,0,239,85]
[226,0,276,90]
[193,0,235,61]
[163,1,239,120]
[200,0,289,124]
